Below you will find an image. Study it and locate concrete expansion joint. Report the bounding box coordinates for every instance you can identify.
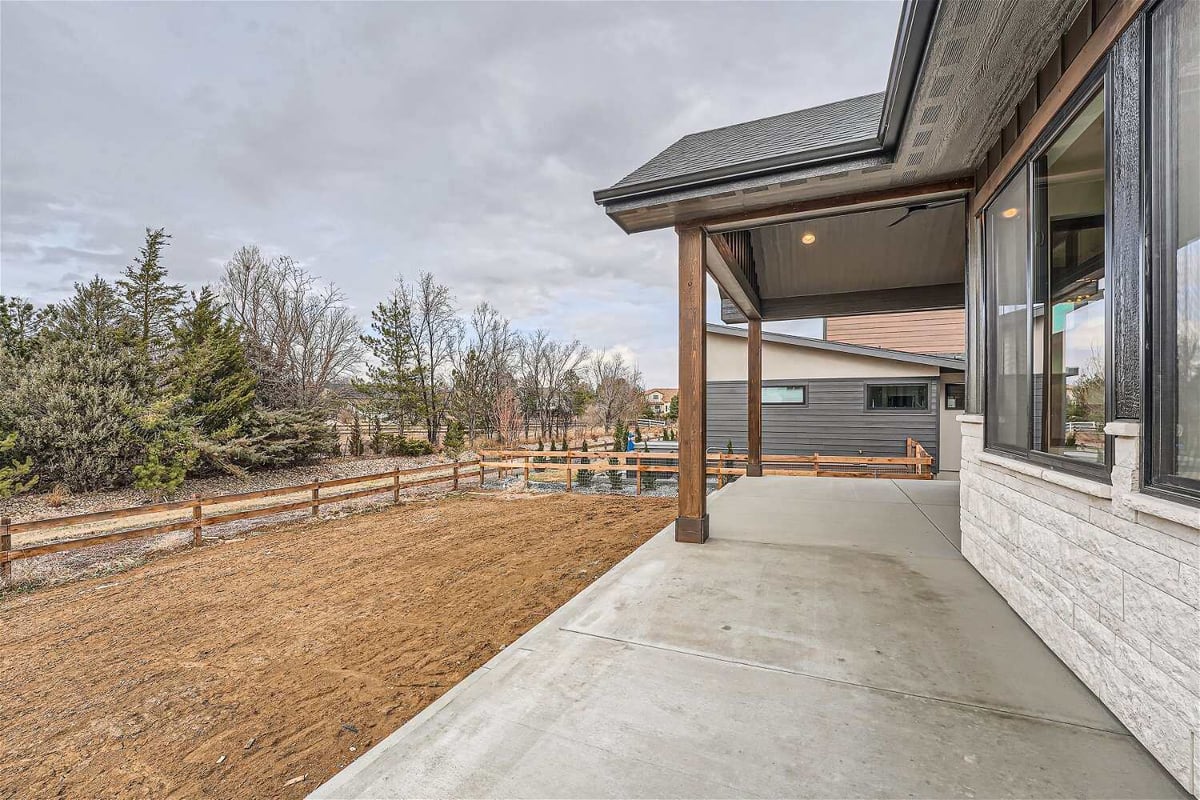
[558,626,1135,740]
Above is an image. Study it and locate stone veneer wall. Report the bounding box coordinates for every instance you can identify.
[959,415,1199,794]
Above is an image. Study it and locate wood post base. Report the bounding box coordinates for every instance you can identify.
[745,462,763,477]
[674,515,709,544]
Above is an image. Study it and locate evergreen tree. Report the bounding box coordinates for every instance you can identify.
[668,395,679,422]
[168,288,258,473]
[354,289,419,426]
[132,397,198,501]
[225,408,340,469]
[607,420,626,490]
[576,439,593,487]
[0,296,52,362]
[348,410,365,457]
[443,419,465,460]
[0,432,38,499]
[49,276,131,351]
[640,440,657,490]
[118,228,184,357]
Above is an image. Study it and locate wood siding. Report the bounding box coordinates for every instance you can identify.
[825,309,965,355]
[707,378,941,470]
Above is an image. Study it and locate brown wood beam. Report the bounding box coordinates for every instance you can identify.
[676,226,709,543]
[747,318,763,477]
[707,234,761,319]
[761,282,964,320]
[971,0,1148,216]
[689,178,974,232]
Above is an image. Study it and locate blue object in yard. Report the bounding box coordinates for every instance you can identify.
[626,432,635,451]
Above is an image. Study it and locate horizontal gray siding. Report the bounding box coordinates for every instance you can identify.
[707,378,941,469]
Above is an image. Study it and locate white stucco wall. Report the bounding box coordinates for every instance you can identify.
[959,416,1199,794]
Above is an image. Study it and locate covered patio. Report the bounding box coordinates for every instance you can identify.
[312,476,1184,799]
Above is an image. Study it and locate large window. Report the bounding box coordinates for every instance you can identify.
[1149,0,1200,500]
[985,77,1109,475]
[866,383,929,411]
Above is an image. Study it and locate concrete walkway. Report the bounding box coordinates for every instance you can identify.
[312,477,1188,799]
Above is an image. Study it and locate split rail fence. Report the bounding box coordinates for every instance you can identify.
[0,460,481,583]
[478,437,933,494]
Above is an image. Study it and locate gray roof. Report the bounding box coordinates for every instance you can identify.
[707,323,965,371]
[596,93,884,203]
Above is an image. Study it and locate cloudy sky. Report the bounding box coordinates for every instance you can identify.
[1,0,901,386]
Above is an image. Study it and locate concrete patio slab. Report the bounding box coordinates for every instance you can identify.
[312,477,1189,799]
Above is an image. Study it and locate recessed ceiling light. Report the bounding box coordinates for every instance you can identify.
[1001,207,1020,219]
[801,232,816,245]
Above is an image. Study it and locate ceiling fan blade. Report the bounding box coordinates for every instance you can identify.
[887,198,961,227]
[887,210,915,228]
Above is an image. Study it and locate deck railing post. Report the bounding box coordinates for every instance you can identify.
[191,495,202,546]
[310,482,320,517]
[1,516,11,586]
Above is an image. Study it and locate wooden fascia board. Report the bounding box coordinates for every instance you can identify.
[761,282,965,321]
[706,235,761,319]
[971,0,1149,217]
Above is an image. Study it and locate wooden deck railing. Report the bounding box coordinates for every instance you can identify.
[478,440,934,494]
[0,460,481,581]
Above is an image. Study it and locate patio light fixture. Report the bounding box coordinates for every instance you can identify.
[1001,207,1020,219]
[801,232,816,244]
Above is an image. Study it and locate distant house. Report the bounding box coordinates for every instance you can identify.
[707,324,965,473]
[643,388,677,416]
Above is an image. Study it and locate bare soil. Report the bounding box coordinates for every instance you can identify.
[0,492,674,800]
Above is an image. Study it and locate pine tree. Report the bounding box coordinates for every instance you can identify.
[0,296,52,362]
[118,228,184,357]
[349,410,365,457]
[607,420,626,491]
[640,440,657,490]
[668,395,679,422]
[168,288,258,473]
[132,397,198,501]
[0,432,38,499]
[443,419,465,460]
[49,276,131,351]
[354,289,419,426]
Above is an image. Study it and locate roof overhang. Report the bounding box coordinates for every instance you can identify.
[707,323,966,372]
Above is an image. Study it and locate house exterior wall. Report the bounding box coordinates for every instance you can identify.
[825,309,965,355]
[707,331,941,381]
[707,378,941,467]
[959,416,1199,793]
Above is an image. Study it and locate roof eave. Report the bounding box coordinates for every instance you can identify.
[706,322,965,371]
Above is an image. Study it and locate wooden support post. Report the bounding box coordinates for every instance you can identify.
[565,457,572,493]
[310,482,320,516]
[747,317,763,477]
[523,456,530,486]
[393,471,401,503]
[1,517,11,586]
[635,455,642,496]
[453,462,459,490]
[675,226,709,543]
[191,495,202,546]
[479,462,485,486]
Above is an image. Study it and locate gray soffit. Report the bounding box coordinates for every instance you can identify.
[707,322,966,372]
[593,0,939,208]
[594,0,1082,234]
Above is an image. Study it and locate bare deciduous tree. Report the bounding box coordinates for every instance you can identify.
[220,247,363,409]
[587,349,644,433]
[398,272,461,442]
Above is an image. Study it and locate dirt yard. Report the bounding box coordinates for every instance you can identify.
[0,492,674,800]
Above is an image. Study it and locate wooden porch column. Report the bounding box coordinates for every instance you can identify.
[746,318,763,477]
[676,227,709,543]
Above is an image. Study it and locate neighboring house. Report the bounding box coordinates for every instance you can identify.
[825,309,965,356]
[707,324,965,473]
[595,0,1199,791]
[643,388,677,416]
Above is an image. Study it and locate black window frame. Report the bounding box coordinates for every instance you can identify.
[981,64,1115,484]
[761,384,808,406]
[945,383,966,411]
[863,381,932,412]
[1144,0,1200,506]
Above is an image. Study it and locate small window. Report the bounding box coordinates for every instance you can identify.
[945,384,966,410]
[762,385,807,405]
[867,384,929,411]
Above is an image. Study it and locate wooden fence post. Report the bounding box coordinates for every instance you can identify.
[311,481,320,517]
[565,457,572,493]
[635,456,642,496]
[453,462,459,490]
[524,456,530,486]
[392,471,401,504]
[191,495,202,546]
[813,453,821,476]
[479,461,485,486]
[1,517,11,586]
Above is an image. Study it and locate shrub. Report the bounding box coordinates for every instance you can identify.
[376,434,435,458]
[348,413,365,457]
[443,420,465,461]
[225,408,339,469]
[640,441,657,491]
[0,432,38,499]
[576,439,593,487]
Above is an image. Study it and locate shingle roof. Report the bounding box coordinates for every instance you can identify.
[598,93,885,201]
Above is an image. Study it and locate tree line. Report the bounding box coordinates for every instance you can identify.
[0,228,646,498]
